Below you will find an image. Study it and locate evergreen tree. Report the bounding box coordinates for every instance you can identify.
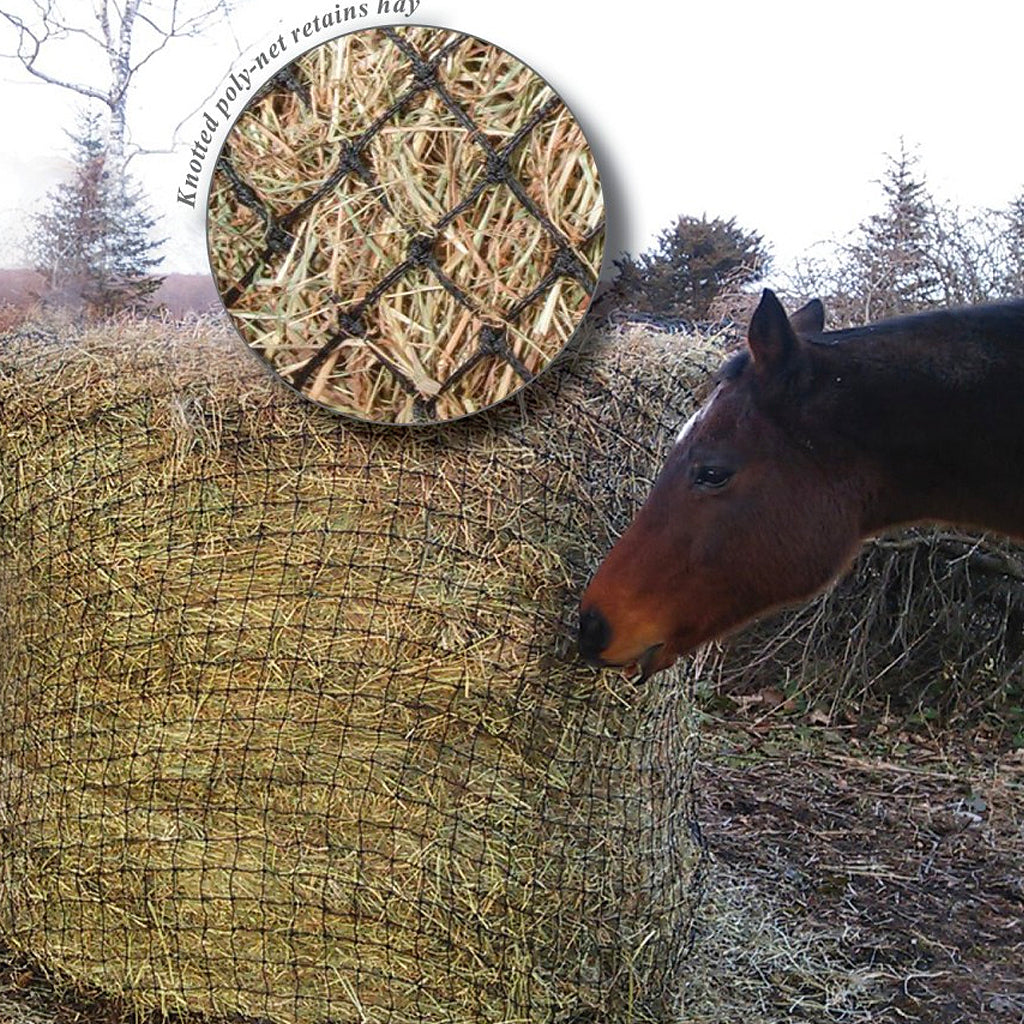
[792,152,1024,326]
[846,142,940,319]
[28,110,164,315]
[610,215,769,319]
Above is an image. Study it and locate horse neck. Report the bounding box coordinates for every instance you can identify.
[809,309,1024,539]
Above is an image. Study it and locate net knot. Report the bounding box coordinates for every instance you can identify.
[551,246,585,281]
[337,140,366,175]
[265,222,295,254]
[335,311,365,337]
[407,234,436,266]
[485,154,512,184]
[478,325,507,354]
[410,59,437,88]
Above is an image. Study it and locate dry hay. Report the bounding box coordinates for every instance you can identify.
[208,27,604,425]
[0,319,720,1023]
[706,523,1024,721]
[679,863,889,1023]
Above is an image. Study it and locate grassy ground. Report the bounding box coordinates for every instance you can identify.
[2,699,1021,1024]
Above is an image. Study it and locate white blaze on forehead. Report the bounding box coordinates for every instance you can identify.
[675,386,720,445]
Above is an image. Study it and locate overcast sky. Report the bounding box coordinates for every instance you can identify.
[2,0,1022,281]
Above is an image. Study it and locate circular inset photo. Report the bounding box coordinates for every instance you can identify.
[207,25,605,424]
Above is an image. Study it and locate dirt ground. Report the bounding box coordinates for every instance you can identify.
[684,701,1024,1024]
[1,709,1021,1024]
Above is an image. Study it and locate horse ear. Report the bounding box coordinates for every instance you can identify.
[789,298,824,336]
[747,289,798,372]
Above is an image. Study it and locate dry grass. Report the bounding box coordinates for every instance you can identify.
[0,317,715,1023]
[4,714,1019,1024]
[703,528,1024,731]
[208,27,604,424]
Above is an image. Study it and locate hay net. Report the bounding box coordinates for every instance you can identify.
[0,319,717,1024]
[208,26,604,423]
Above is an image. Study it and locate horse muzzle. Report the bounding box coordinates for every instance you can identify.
[577,605,612,665]
[578,606,671,679]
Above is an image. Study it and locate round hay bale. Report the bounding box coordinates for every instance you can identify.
[0,318,719,1023]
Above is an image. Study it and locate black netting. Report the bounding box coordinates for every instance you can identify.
[209,28,603,422]
[0,319,712,1023]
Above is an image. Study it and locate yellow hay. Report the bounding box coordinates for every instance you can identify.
[207,27,604,424]
[0,318,722,1023]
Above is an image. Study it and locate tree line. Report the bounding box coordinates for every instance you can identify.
[607,144,1024,326]
[22,128,1024,321]
[6,5,1023,324]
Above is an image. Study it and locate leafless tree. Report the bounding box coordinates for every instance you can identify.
[0,0,232,168]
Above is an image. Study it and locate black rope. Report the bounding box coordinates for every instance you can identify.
[214,29,602,412]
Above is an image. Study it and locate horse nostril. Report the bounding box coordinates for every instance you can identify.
[578,606,611,663]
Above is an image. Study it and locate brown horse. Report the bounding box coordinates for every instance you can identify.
[578,289,1024,678]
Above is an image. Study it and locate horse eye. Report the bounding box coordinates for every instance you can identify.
[693,464,733,490]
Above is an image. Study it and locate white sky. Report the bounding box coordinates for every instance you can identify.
[2,0,1022,280]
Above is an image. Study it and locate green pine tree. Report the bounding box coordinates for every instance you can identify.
[847,142,940,318]
[28,110,164,315]
[610,215,769,319]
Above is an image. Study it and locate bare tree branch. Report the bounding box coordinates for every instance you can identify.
[0,0,234,166]
[0,9,110,102]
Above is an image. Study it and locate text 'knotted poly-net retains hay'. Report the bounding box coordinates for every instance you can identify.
[0,320,723,1022]
[208,26,604,425]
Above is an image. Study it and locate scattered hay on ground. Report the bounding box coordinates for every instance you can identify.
[694,719,1024,1023]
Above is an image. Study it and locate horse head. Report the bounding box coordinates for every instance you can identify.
[578,290,874,677]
